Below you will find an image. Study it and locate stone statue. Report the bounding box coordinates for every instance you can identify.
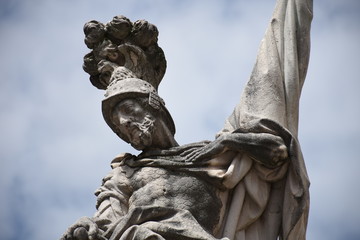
[61,0,312,239]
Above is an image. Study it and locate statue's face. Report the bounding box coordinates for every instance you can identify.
[112,99,155,150]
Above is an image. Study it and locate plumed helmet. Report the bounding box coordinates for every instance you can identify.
[82,15,174,142]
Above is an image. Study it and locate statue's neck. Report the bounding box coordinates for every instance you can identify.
[148,119,179,150]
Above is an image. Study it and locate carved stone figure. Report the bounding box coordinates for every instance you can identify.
[61,0,312,239]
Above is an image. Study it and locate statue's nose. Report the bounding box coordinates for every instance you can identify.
[119,117,131,127]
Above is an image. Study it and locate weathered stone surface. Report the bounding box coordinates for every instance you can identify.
[82,15,166,91]
[61,0,312,239]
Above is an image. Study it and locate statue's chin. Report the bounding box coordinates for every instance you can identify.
[131,131,152,150]
[131,143,144,151]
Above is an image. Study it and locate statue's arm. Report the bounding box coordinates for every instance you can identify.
[60,216,107,240]
[61,165,133,240]
[222,132,288,167]
[184,131,288,168]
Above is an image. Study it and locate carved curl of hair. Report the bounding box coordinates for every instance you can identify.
[83,20,106,49]
[106,15,132,43]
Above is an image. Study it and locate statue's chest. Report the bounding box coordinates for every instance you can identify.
[127,166,223,232]
[129,167,211,201]
[128,166,221,211]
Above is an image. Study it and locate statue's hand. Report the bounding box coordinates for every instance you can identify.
[60,217,106,240]
[181,136,226,162]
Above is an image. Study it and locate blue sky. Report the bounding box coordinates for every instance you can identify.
[1,0,359,239]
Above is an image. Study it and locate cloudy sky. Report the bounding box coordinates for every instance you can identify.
[1,0,359,239]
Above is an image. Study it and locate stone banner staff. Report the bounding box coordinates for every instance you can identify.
[218,0,312,238]
[61,0,312,239]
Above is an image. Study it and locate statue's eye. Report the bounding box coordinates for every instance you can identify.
[119,103,134,115]
[117,100,143,117]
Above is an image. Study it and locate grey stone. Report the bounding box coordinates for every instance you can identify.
[61,0,312,239]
